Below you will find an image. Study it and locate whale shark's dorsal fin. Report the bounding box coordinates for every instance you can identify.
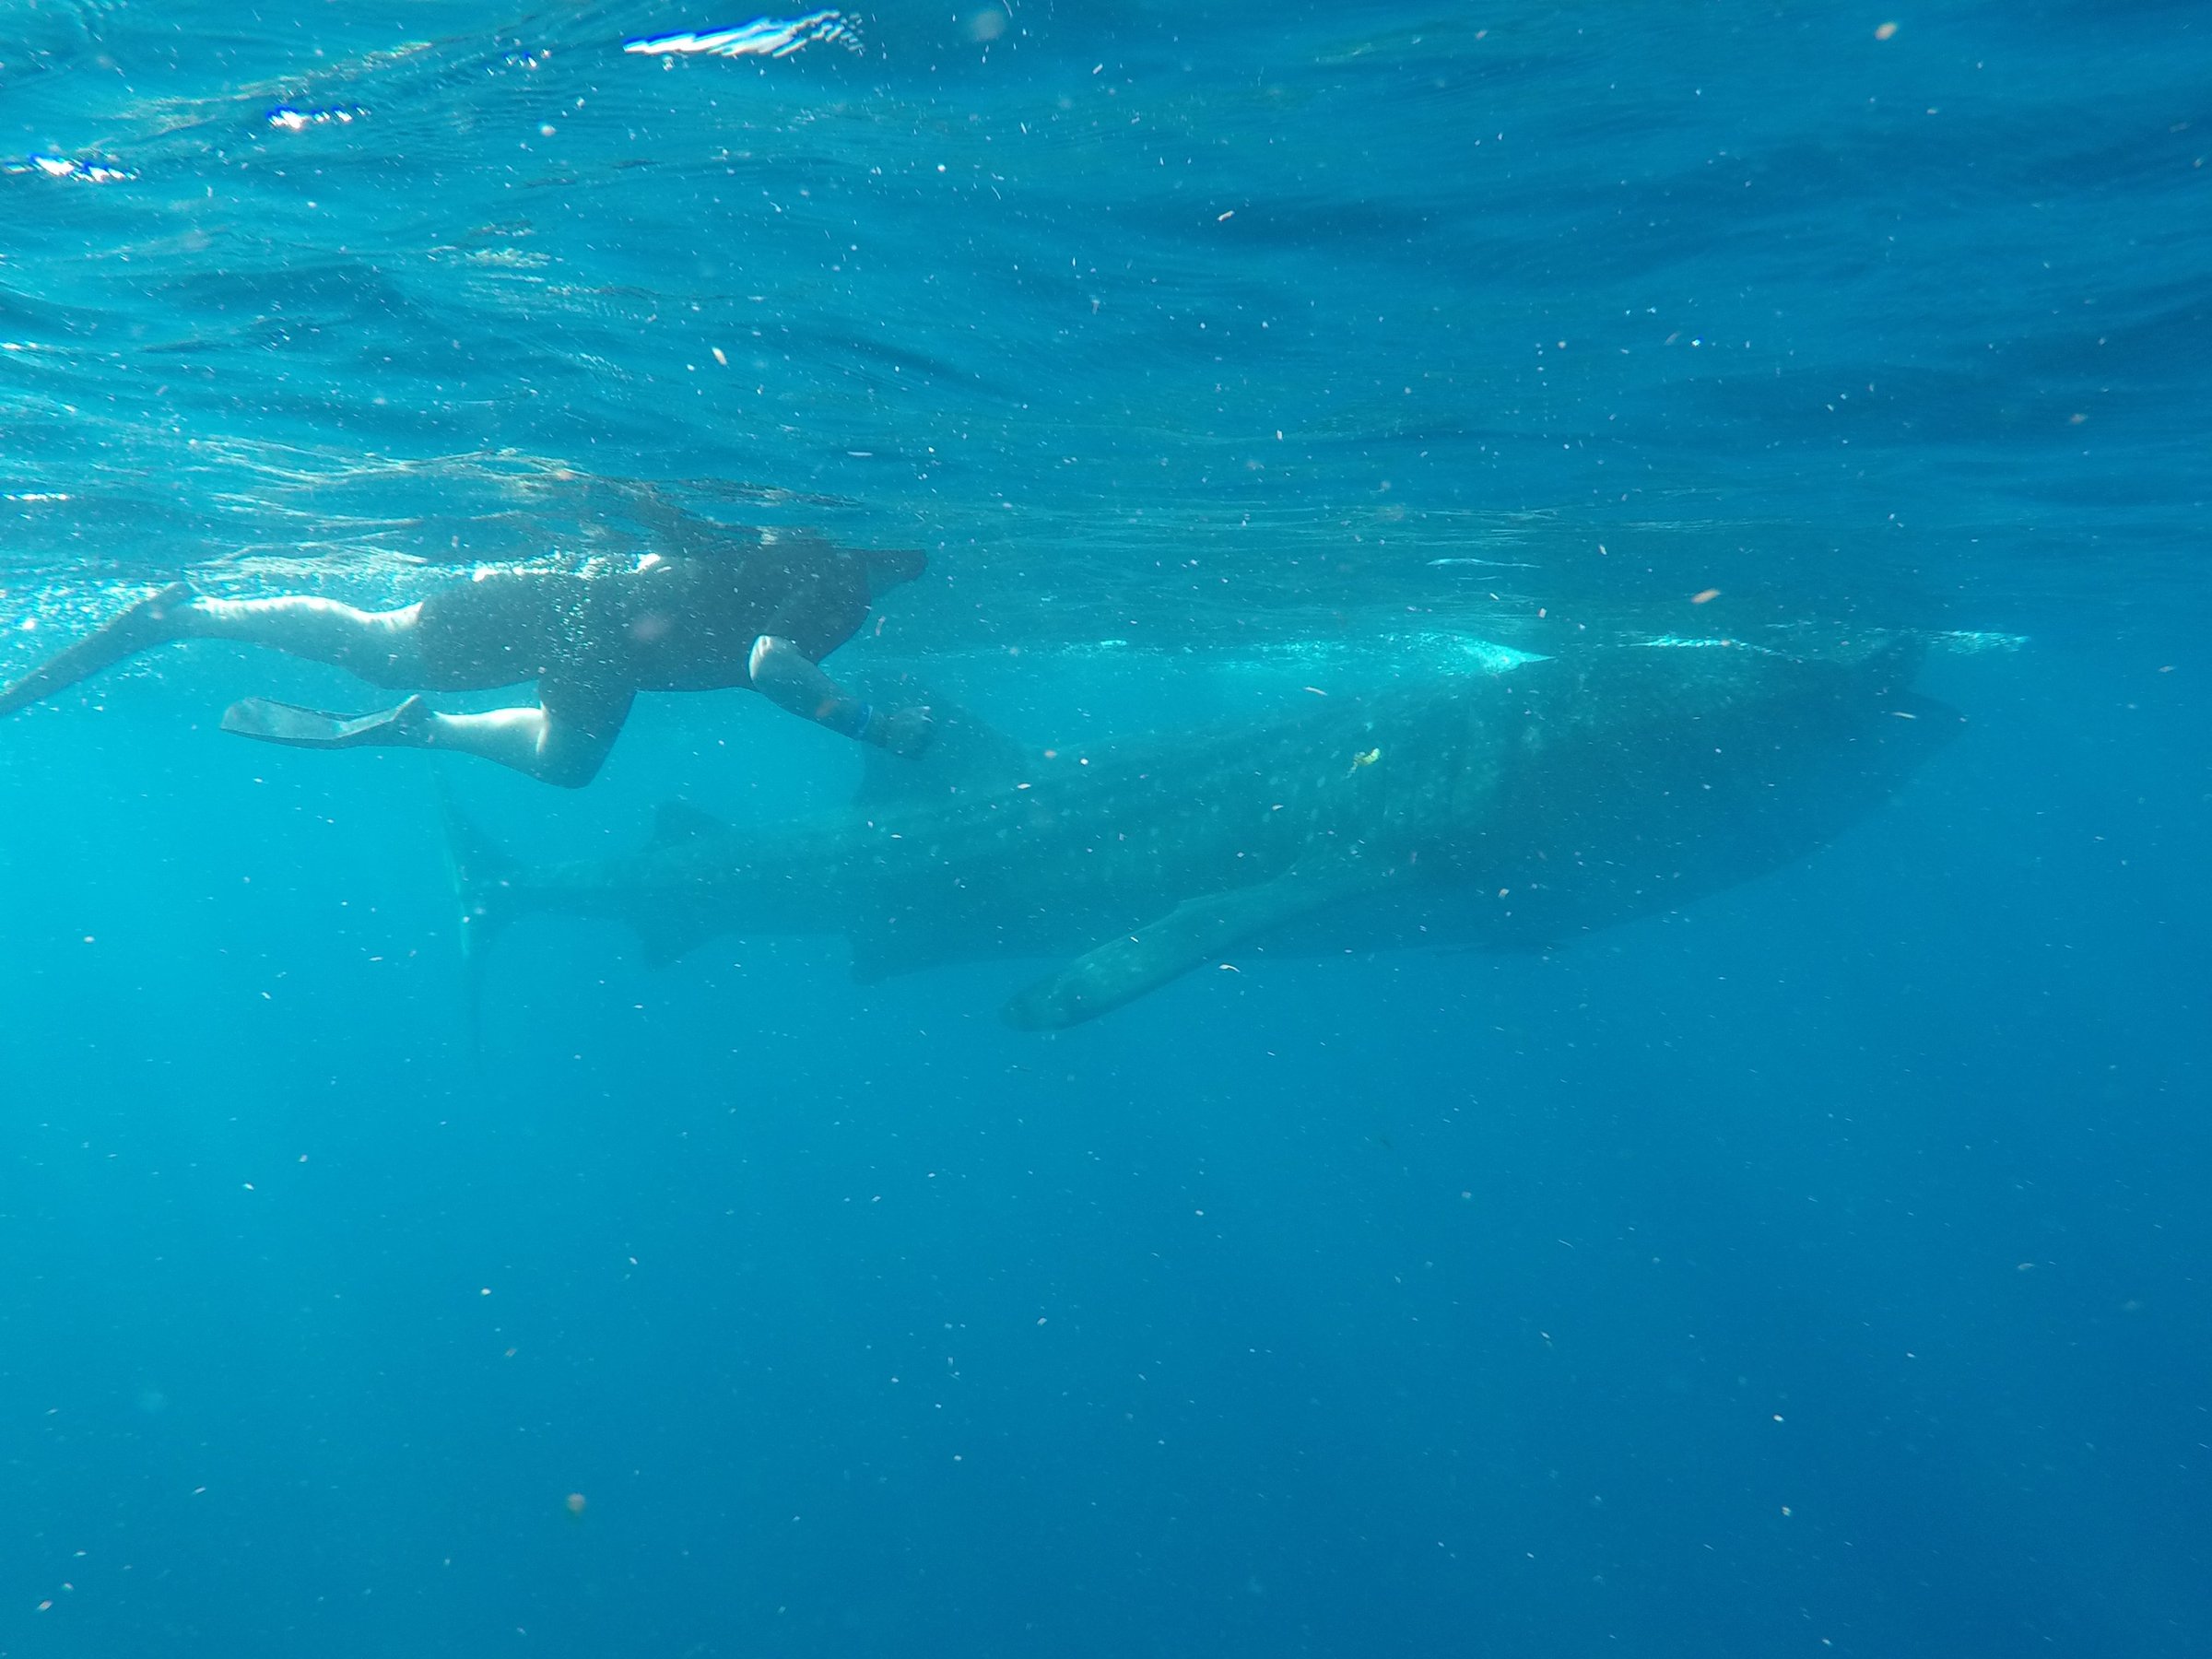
[630,803,735,963]
[652,799,730,846]
[629,910,720,967]
[855,700,1032,808]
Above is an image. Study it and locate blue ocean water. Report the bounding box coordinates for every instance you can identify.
[2,1,2206,1653]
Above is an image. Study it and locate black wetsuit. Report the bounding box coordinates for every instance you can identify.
[410,545,872,719]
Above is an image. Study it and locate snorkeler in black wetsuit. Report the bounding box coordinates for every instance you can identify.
[0,532,934,786]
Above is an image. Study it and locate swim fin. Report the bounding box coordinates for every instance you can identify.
[0,581,194,718]
[222,693,431,749]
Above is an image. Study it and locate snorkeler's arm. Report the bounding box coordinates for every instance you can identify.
[747,635,932,757]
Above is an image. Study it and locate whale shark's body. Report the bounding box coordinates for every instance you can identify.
[453,639,1958,1027]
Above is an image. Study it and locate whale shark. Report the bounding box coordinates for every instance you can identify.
[448,636,1959,1029]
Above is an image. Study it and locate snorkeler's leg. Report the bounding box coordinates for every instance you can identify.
[417,696,629,787]
[176,595,429,688]
[222,684,631,789]
[400,676,629,786]
[2,582,444,720]
[747,634,934,757]
[0,582,195,717]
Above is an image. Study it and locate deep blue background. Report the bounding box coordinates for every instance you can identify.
[2,3,2207,1655]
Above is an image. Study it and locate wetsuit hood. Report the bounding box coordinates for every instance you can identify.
[862,547,927,596]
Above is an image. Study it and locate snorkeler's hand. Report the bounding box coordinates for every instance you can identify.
[879,705,935,758]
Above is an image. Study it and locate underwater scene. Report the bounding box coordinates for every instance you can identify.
[1,2,2206,1653]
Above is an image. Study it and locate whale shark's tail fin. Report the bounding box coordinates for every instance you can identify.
[430,772,516,1053]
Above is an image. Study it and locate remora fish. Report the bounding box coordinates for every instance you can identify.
[449,639,1958,1029]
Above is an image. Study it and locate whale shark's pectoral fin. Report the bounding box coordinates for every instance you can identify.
[1005,854,1393,1030]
